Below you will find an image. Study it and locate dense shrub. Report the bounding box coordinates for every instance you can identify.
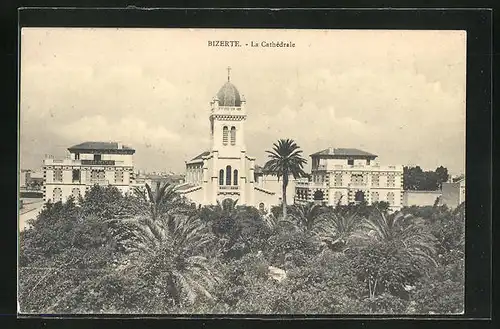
[18,189,465,315]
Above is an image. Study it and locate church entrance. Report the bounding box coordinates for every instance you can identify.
[354,191,365,202]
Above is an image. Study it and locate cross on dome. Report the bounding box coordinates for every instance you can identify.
[227,66,231,82]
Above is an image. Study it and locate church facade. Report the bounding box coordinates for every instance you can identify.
[175,72,284,211]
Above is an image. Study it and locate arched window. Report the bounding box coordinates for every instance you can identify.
[387,192,395,205]
[334,191,343,204]
[54,169,63,182]
[233,169,238,185]
[222,126,229,145]
[219,169,224,185]
[53,188,62,203]
[230,126,236,145]
[259,203,265,212]
[72,187,80,199]
[313,190,324,201]
[334,173,343,186]
[226,165,232,185]
[354,191,365,202]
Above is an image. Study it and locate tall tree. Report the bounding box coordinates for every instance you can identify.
[349,209,438,303]
[403,166,449,191]
[288,202,327,233]
[115,184,220,307]
[355,209,437,266]
[263,139,307,220]
[133,181,184,222]
[316,208,362,252]
[117,213,220,307]
[435,166,449,187]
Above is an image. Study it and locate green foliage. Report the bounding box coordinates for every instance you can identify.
[266,230,321,268]
[403,165,449,191]
[81,185,137,220]
[18,184,465,314]
[412,255,464,314]
[264,139,307,219]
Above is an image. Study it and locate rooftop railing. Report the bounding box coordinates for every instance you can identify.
[312,164,403,171]
[44,159,127,166]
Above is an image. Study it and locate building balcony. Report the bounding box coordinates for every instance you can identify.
[81,159,116,166]
[89,179,109,186]
[219,185,239,190]
[44,159,81,165]
[348,182,368,188]
[296,181,328,189]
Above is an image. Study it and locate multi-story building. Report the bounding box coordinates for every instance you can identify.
[19,169,44,189]
[295,147,404,211]
[43,141,136,203]
[440,175,465,209]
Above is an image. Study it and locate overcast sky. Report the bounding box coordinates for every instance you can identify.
[20,28,466,175]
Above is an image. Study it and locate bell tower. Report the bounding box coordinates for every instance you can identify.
[207,68,249,205]
[209,67,247,156]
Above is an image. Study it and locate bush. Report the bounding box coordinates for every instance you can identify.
[18,187,465,315]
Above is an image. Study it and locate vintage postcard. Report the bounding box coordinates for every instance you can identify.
[18,28,466,315]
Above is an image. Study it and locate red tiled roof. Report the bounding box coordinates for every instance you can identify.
[310,148,377,158]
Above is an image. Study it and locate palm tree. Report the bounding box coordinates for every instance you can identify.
[263,139,307,220]
[354,208,438,267]
[124,213,220,307]
[349,208,438,304]
[132,181,184,221]
[315,208,362,252]
[114,182,220,307]
[262,211,293,233]
[288,202,327,233]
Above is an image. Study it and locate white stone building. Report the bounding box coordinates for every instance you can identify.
[43,142,136,203]
[440,176,465,209]
[295,148,404,211]
[176,72,285,211]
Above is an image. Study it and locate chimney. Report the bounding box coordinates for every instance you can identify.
[117,142,123,149]
[329,147,334,154]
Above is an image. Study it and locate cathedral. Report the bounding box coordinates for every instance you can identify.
[175,69,289,210]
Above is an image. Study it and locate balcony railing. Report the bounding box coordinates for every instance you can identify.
[214,106,242,111]
[81,160,116,166]
[89,179,109,186]
[44,159,127,166]
[44,159,81,165]
[219,185,239,190]
[311,164,403,171]
[348,182,367,188]
[296,181,328,188]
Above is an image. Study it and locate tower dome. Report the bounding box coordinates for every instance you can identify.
[216,81,241,107]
